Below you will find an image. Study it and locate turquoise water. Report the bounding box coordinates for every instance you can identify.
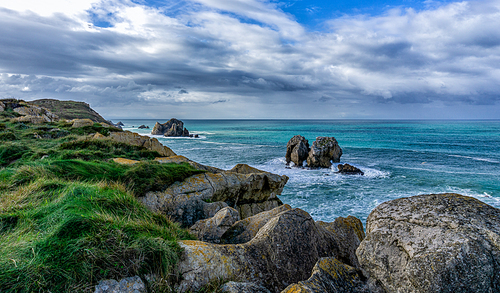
[120,119,500,225]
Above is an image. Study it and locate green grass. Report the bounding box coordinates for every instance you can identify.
[0,118,204,292]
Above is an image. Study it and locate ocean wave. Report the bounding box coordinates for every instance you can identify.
[447,154,499,163]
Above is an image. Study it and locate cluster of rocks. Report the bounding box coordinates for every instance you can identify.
[286,135,342,168]
[138,124,149,129]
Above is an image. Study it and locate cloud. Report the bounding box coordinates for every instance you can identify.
[0,0,499,119]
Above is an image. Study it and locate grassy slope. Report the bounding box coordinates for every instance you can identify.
[30,99,109,123]
[0,111,203,292]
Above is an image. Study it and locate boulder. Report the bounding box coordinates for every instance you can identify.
[12,116,50,124]
[72,118,95,128]
[281,257,375,293]
[155,156,223,173]
[0,101,4,112]
[286,135,310,167]
[189,207,240,243]
[13,105,59,122]
[138,125,149,129]
[94,276,146,293]
[307,137,342,168]
[151,118,189,137]
[177,208,340,292]
[220,282,272,293]
[337,163,364,175]
[357,193,500,293]
[116,121,124,126]
[94,131,176,157]
[139,165,288,227]
[112,158,140,165]
[221,204,292,244]
[316,215,365,269]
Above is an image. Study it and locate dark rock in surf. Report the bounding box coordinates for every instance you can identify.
[151,118,189,137]
[337,164,364,175]
[286,135,310,167]
[138,124,149,129]
[307,137,342,168]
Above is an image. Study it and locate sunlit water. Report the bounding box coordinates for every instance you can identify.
[119,119,500,226]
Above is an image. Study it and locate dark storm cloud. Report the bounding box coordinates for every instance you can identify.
[1,0,500,118]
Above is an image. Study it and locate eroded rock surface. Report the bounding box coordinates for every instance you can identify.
[189,207,240,243]
[286,135,310,167]
[337,163,364,175]
[357,193,500,293]
[94,276,146,293]
[140,164,288,227]
[307,137,342,168]
[177,208,341,292]
[155,155,222,173]
[94,131,176,157]
[220,281,272,293]
[151,118,189,137]
[72,118,94,128]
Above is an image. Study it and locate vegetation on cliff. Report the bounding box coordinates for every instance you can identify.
[0,115,203,292]
[30,99,109,123]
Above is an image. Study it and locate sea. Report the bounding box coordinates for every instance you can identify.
[118,119,500,226]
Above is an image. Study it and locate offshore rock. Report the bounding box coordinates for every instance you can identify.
[177,208,340,292]
[138,125,149,129]
[94,131,176,157]
[307,137,342,168]
[286,135,310,167]
[151,118,189,137]
[189,207,240,243]
[140,164,288,227]
[221,204,292,244]
[357,193,500,293]
[155,155,223,173]
[94,276,146,293]
[281,257,376,293]
[220,281,272,293]
[337,163,364,175]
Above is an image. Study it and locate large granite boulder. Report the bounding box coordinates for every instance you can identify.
[139,164,288,227]
[307,137,342,168]
[94,131,176,157]
[151,118,189,137]
[281,257,376,293]
[357,193,500,293]
[177,208,341,292]
[221,204,292,244]
[286,135,310,167]
[189,207,240,243]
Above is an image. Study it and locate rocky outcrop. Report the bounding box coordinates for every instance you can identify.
[112,158,140,165]
[357,193,500,293]
[177,208,342,292]
[7,102,59,124]
[94,276,146,293]
[155,156,222,173]
[221,204,292,244]
[72,118,94,128]
[337,163,364,175]
[93,131,176,157]
[286,135,310,167]
[220,282,272,293]
[138,125,149,129]
[139,164,288,227]
[307,137,342,168]
[151,118,189,137]
[31,99,108,123]
[0,101,5,112]
[189,207,240,243]
[281,257,376,293]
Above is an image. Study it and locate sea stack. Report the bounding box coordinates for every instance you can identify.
[286,136,342,168]
[151,118,190,137]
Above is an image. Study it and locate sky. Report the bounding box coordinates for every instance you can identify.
[0,0,499,119]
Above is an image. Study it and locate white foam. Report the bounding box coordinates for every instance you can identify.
[448,154,499,164]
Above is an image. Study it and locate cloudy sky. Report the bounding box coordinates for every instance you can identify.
[1,0,499,119]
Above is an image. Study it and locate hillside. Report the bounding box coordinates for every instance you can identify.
[31,99,108,123]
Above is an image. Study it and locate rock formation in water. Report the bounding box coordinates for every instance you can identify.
[151,118,190,137]
[286,135,310,167]
[307,136,343,168]
[338,163,364,175]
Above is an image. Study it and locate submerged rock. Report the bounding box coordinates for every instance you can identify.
[337,163,364,175]
[307,137,342,168]
[151,118,189,137]
[286,135,310,167]
[357,193,500,293]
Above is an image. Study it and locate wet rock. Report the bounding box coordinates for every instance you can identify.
[189,207,240,243]
[137,125,149,129]
[221,204,292,244]
[337,164,364,175]
[72,118,94,128]
[286,135,310,167]
[151,118,189,137]
[94,131,176,157]
[281,257,376,293]
[177,208,340,292]
[94,276,146,293]
[357,193,500,293]
[140,165,288,227]
[307,137,342,168]
[220,281,272,293]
